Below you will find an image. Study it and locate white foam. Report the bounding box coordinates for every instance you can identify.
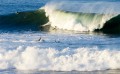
[0,46,120,71]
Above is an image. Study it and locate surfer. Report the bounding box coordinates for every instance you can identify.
[38,37,45,42]
[55,40,60,43]
[38,37,42,41]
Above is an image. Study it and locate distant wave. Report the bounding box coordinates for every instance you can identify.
[0,2,120,34]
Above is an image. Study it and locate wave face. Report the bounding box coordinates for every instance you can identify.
[0,9,48,32]
[100,14,120,34]
[0,46,120,71]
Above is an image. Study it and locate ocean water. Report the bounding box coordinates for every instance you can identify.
[0,0,120,74]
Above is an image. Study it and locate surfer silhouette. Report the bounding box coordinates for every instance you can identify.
[38,37,44,42]
[38,37,42,41]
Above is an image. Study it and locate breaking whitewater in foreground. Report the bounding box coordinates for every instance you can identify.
[0,33,120,72]
[0,1,120,74]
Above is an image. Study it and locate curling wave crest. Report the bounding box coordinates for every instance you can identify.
[43,2,120,33]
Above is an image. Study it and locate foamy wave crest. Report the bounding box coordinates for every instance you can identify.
[0,46,120,71]
[43,2,119,32]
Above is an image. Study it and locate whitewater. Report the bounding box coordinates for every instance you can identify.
[0,32,120,71]
[0,0,120,74]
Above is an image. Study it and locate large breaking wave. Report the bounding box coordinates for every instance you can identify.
[43,1,120,34]
[0,1,120,34]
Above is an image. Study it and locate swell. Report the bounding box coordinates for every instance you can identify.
[0,9,49,32]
